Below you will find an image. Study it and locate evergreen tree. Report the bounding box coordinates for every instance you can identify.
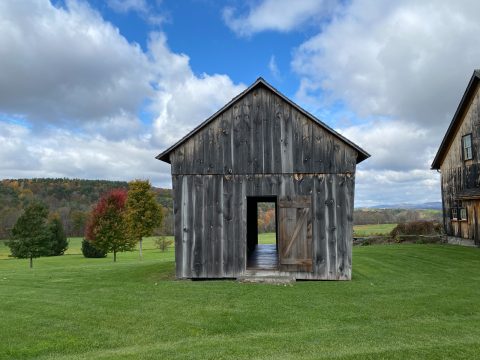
[7,202,52,268]
[85,189,135,262]
[47,214,68,256]
[125,180,163,259]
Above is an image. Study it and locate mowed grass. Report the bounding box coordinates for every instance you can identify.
[258,223,397,243]
[353,223,397,236]
[1,237,480,359]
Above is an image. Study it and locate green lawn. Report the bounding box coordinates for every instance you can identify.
[353,223,397,236]
[258,223,396,242]
[1,238,480,359]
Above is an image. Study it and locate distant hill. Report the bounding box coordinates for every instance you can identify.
[367,202,442,210]
[0,178,173,238]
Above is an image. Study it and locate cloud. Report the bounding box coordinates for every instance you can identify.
[0,1,244,187]
[148,33,246,147]
[339,120,432,172]
[0,0,152,125]
[223,0,335,37]
[268,55,280,80]
[355,169,440,207]
[0,122,171,186]
[107,0,148,13]
[286,0,480,204]
[107,0,166,25]
[292,0,480,130]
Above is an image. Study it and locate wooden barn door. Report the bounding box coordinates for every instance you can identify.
[278,196,313,272]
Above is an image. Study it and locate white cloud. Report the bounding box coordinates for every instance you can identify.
[339,120,431,172]
[355,169,440,207]
[0,1,244,187]
[148,33,246,147]
[107,0,166,25]
[0,122,172,186]
[292,0,480,130]
[0,0,153,125]
[285,0,480,204]
[223,0,335,37]
[107,0,148,13]
[268,55,280,80]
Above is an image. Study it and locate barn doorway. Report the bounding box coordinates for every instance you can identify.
[246,196,278,270]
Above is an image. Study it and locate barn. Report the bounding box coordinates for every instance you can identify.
[157,78,370,280]
[432,70,480,246]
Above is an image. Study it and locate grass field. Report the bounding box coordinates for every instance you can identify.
[1,236,480,359]
[258,223,396,244]
[353,223,396,236]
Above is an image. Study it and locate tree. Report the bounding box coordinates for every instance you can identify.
[125,180,162,259]
[47,214,68,256]
[7,202,52,268]
[85,189,135,262]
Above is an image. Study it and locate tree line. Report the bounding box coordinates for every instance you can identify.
[0,178,173,239]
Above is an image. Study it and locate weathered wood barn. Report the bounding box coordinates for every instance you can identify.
[157,78,370,280]
[432,70,480,246]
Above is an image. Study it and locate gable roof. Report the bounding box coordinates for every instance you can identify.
[431,70,480,170]
[156,77,370,164]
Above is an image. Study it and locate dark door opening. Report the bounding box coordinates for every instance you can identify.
[246,196,278,270]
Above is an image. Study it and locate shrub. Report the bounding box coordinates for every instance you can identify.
[154,236,173,252]
[81,239,107,258]
[390,221,443,243]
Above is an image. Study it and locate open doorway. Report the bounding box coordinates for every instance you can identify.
[246,196,278,270]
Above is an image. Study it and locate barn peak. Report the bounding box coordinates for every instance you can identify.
[156,77,370,164]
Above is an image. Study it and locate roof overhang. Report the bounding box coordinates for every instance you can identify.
[431,70,480,170]
[156,77,370,165]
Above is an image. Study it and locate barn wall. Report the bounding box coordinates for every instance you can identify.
[170,86,358,176]
[172,173,355,280]
[440,84,480,242]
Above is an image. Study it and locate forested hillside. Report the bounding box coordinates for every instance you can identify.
[0,179,173,238]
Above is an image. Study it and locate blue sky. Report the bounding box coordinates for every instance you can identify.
[1,0,480,206]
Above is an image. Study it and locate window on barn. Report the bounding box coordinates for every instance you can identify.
[462,134,473,161]
[451,207,458,220]
[451,205,467,221]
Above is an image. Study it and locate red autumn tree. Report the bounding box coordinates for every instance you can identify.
[85,189,135,262]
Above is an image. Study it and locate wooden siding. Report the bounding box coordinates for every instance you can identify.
[170,86,358,176]
[173,173,355,280]
[440,84,480,242]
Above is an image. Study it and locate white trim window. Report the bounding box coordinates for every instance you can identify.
[462,134,473,160]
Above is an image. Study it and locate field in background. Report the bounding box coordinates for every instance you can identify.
[0,224,395,260]
[353,223,397,237]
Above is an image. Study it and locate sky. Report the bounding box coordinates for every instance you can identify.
[1,0,480,207]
